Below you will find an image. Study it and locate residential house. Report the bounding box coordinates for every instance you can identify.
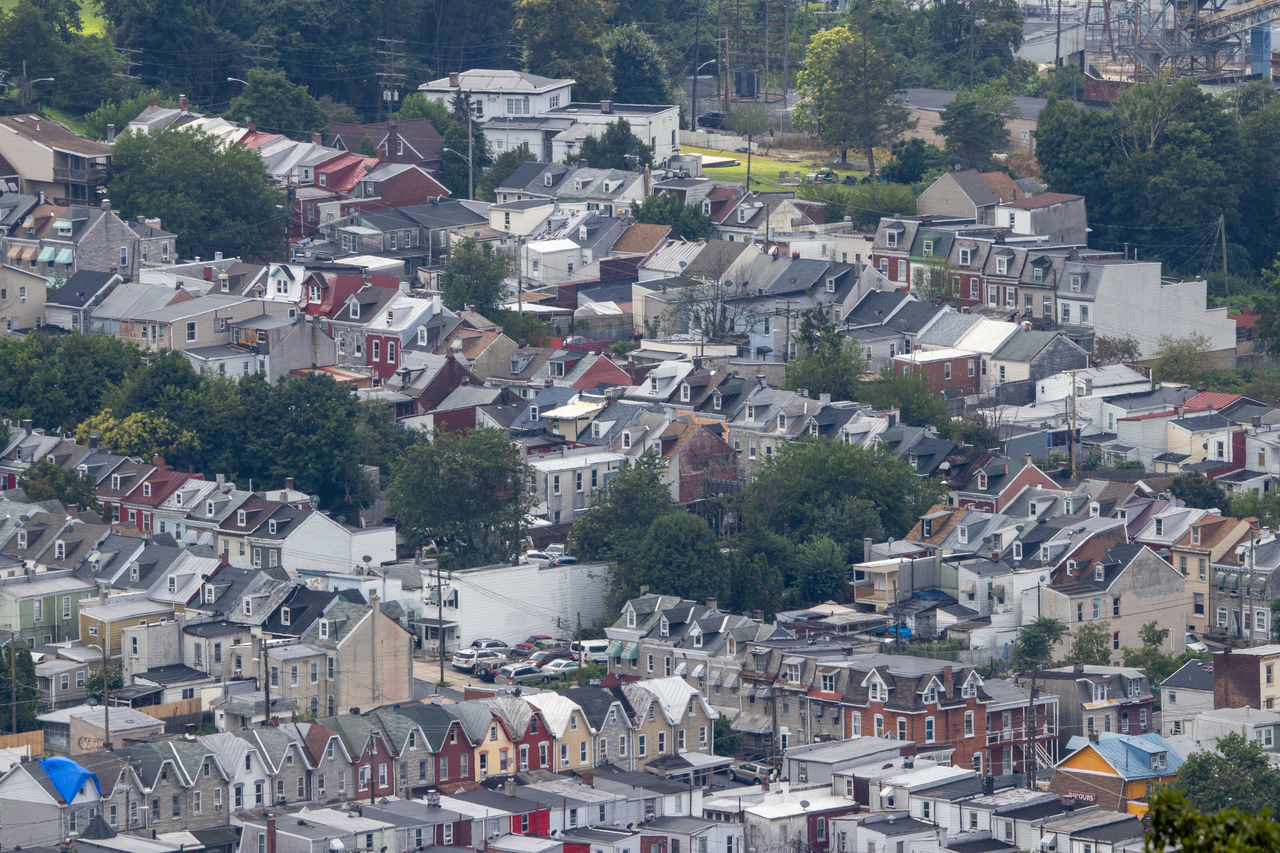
[524,692,598,773]
[548,102,680,162]
[1047,731,1181,816]
[1037,665,1155,750]
[124,294,295,353]
[1208,536,1280,644]
[1160,658,1214,738]
[560,686,636,771]
[418,70,574,121]
[915,170,1004,224]
[619,677,716,771]
[1171,515,1255,637]
[0,572,97,646]
[1214,644,1280,711]
[44,270,121,331]
[987,329,1088,394]
[0,115,111,204]
[657,418,739,502]
[329,119,443,171]
[0,262,48,331]
[994,193,1087,245]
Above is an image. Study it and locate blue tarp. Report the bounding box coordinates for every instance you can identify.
[38,756,101,805]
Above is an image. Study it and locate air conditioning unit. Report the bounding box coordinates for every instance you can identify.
[232,668,243,678]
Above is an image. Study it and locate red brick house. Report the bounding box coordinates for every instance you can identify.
[323,714,399,801]
[117,466,191,533]
[893,349,980,397]
[659,419,739,502]
[479,696,555,774]
[395,703,478,792]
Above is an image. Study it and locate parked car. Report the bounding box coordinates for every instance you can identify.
[512,635,554,657]
[474,659,501,682]
[570,639,611,663]
[496,663,549,686]
[730,761,775,784]
[540,658,581,680]
[698,112,728,129]
[470,638,510,653]
[451,648,506,673]
[528,647,574,666]
[523,550,554,566]
[1185,632,1209,652]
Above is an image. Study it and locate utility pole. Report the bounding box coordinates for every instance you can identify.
[576,612,585,687]
[1054,0,1063,66]
[969,12,977,89]
[782,0,789,103]
[114,47,142,98]
[1220,214,1229,296]
[376,37,406,122]
[1026,666,1039,789]
[101,637,110,748]
[436,560,446,686]
[692,3,702,132]
[261,635,271,726]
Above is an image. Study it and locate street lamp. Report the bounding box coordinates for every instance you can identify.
[442,147,473,200]
[691,59,717,133]
[227,77,249,86]
[17,75,54,111]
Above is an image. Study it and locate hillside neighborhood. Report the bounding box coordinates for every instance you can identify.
[3,0,1280,845]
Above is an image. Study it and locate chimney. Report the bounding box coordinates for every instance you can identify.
[284,477,295,491]
[601,100,613,114]
[203,265,213,281]
[820,392,832,405]
[106,123,116,143]
[387,121,399,155]
[706,597,718,611]
[265,817,276,853]
[21,419,33,436]
[942,665,954,695]
[148,97,157,106]
[312,133,322,145]
[757,374,767,389]
[449,72,460,87]
[581,772,594,788]
[185,723,196,740]
[89,433,99,449]
[503,777,517,797]
[863,537,873,563]
[751,609,764,621]
[639,585,650,595]
[1073,661,1084,674]
[179,94,189,114]
[101,198,111,212]
[152,454,166,468]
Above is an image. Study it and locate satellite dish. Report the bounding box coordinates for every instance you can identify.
[800,800,811,810]
[330,841,345,851]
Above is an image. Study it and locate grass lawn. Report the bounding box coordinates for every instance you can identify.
[0,0,106,34]
[682,145,867,192]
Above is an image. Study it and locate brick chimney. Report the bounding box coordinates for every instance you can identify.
[942,665,954,695]
[387,121,399,157]
[312,133,322,145]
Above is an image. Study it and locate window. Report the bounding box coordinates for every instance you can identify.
[638,734,647,756]
[925,717,935,742]
[964,710,974,736]
[897,718,907,740]
[186,321,197,342]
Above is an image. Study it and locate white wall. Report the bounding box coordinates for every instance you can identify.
[280,514,396,575]
[441,561,612,647]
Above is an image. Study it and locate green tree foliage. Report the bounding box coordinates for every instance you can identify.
[18,460,99,510]
[0,334,143,431]
[1093,334,1141,365]
[601,23,670,104]
[737,440,944,599]
[107,126,287,260]
[937,85,1018,169]
[439,90,494,199]
[317,95,360,126]
[1068,621,1113,666]
[571,453,676,564]
[0,1,125,115]
[0,644,39,733]
[1011,616,1065,671]
[1235,491,1280,529]
[1152,332,1214,387]
[388,428,531,568]
[1147,789,1280,852]
[796,536,849,604]
[477,145,537,202]
[576,118,653,170]
[516,0,615,100]
[784,308,870,402]
[84,90,177,141]
[795,182,916,227]
[1173,733,1280,815]
[75,409,200,460]
[631,193,713,240]
[620,512,726,602]
[880,138,946,184]
[228,67,328,137]
[1169,472,1228,511]
[84,664,125,705]
[441,238,509,319]
[394,94,452,127]
[1122,621,1207,688]
[724,551,785,617]
[860,367,947,427]
[795,21,913,171]
[496,310,551,346]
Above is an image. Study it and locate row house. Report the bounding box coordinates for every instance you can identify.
[0,116,111,205]
[1036,665,1155,750]
[1207,534,1280,644]
[1171,514,1255,636]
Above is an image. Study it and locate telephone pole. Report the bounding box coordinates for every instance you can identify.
[114,47,141,98]
[436,561,446,686]
[1220,214,1229,296]
[376,37,406,122]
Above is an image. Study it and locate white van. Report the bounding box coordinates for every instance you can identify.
[570,639,611,663]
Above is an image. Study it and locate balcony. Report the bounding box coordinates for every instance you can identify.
[985,724,1056,745]
[54,162,108,185]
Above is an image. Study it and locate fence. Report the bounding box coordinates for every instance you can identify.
[0,729,43,755]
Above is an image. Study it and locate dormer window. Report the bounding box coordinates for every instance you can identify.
[680,383,690,403]
[1071,274,1082,292]
[16,531,26,550]
[207,500,216,516]
[112,474,121,491]
[978,472,988,490]
[777,413,786,432]
[693,632,703,648]
[995,256,1009,275]
[1090,502,1100,518]
[712,391,722,411]
[1067,560,1077,576]
[529,405,539,422]
[54,539,66,560]
[626,608,636,629]
[1040,544,1050,560]
[544,173,553,187]
[650,375,659,393]
[168,576,176,593]
[701,200,711,216]
[175,491,183,507]
[922,518,933,538]
[142,482,152,497]
[886,231,898,249]
[1013,542,1023,560]
[349,301,359,319]
[319,620,329,639]
[281,607,291,627]
[922,239,934,257]
[737,207,748,224]
[659,617,669,638]
[746,404,755,421]
[1154,518,1164,537]
[959,248,972,266]
[204,585,215,604]
[1032,266,1043,283]
[1093,563,1105,582]
[268,520,277,535]
[621,431,632,450]
[958,525,968,545]
[1191,526,1201,546]
[922,684,938,703]
[243,598,253,616]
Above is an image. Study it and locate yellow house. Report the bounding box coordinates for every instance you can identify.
[524,692,596,772]
[1047,731,1181,816]
[79,592,174,660]
[622,676,716,770]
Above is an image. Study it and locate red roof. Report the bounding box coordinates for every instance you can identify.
[1184,391,1244,412]
[571,356,632,391]
[1117,409,1178,422]
[317,153,379,193]
[239,131,284,149]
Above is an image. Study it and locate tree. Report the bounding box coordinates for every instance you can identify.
[796,182,917,228]
[572,453,676,564]
[1173,733,1280,815]
[394,93,452,127]
[107,126,287,260]
[515,0,615,100]
[576,118,653,170]
[795,22,913,172]
[784,308,870,402]
[18,460,99,510]
[84,89,177,141]
[74,409,200,460]
[724,551,785,617]
[1093,334,1141,365]
[1147,790,1280,852]
[441,238,509,319]
[477,144,537,202]
[388,428,531,568]
[621,512,725,602]
[1152,332,1214,387]
[937,85,1018,170]
[1169,472,1228,511]
[1068,622,1113,666]
[796,536,849,605]
[880,138,946,184]
[631,193,713,240]
[84,664,125,706]
[0,644,39,733]
[1122,620,1204,687]
[1012,617,1065,672]
[601,23,670,104]
[860,367,946,428]
[440,90,494,198]
[227,68,328,137]
[497,310,551,346]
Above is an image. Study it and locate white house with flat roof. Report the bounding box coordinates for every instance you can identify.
[549,103,681,162]
[418,70,574,120]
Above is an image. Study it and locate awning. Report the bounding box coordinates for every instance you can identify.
[961,580,976,594]
[37,246,55,263]
[19,246,37,261]
[55,248,73,265]
[731,711,772,734]
[606,639,623,658]
[1216,571,1226,589]
[621,641,639,660]
[692,663,705,678]
[5,245,21,261]
[1232,574,1240,591]
[675,661,687,676]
